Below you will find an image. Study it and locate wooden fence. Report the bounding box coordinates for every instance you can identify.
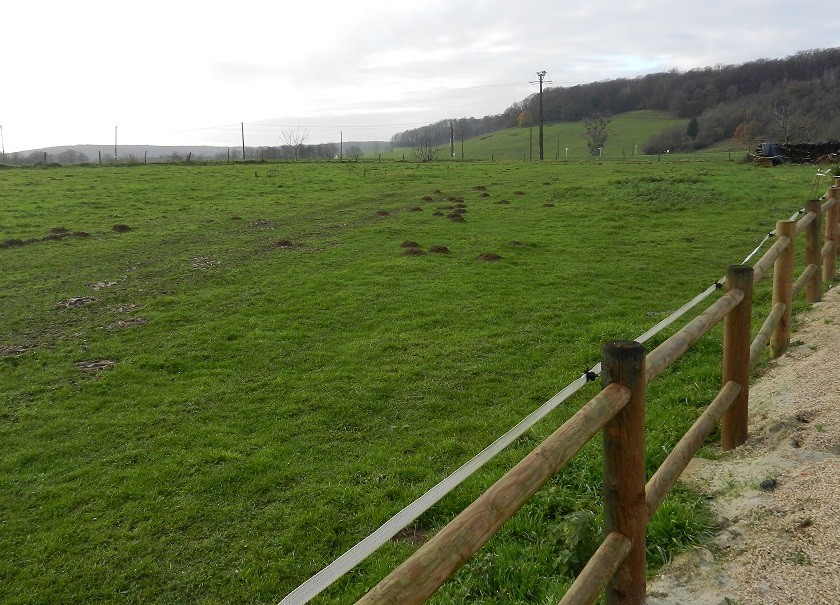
[353,178,840,605]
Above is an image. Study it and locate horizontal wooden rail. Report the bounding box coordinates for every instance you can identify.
[750,302,786,369]
[821,197,837,212]
[796,209,817,231]
[645,381,741,518]
[792,264,819,299]
[645,289,743,383]
[821,240,835,261]
[751,235,791,284]
[355,383,631,605]
[558,532,632,605]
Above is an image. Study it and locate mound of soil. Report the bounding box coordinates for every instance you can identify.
[479,192,490,197]
[449,215,466,223]
[454,203,468,209]
[57,296,96,308]
[1,344,32,357]
[400,241,421,248]
[436,205,455,210]
[1,239,25,248]
[103,318,147,331]
[50,227,69,234]
[275,240,300,249]
[495,200,511,205]
[190,256,220,269]
[402,247,426,256]
[476,252,502,261]
[408,206,423,212]
[374,210,390,217]
[447,212,465,219]
[421,195,433,202]
[429,245,449,254]
[74,359,117,372]
[447,196,464,202]
[432,211,445,216]
[514,191,525,196]
[72,231,90,238]
[434,189,443,194]
[112,224,133,233]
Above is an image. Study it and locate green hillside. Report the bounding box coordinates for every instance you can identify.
[391,111,688,161]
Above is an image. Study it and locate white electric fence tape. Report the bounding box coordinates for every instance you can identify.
[278,214,798,605]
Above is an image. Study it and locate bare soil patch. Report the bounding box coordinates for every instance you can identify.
[374,210,390,217]
[112,224,133,233]
[74,360,118,372]
[495,200,511,205]
[400,241,421,248]
[402,247,426,256]
[57,296,96,308]
[429,245,449,254]
[407,206,423,212]
[190,256,220,269]
[449,215,466,223]
[1,344,32,357]
[476,252,502,261]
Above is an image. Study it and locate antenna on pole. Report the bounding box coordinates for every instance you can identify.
[530,71,552,161]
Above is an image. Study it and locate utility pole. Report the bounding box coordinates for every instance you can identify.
[531,71,551,161]
[241,122,246,161]
[450,121,455,158]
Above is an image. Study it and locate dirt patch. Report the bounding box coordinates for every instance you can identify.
[495,200,511,205]
[449,215,466,223]
[407,206,423,212]
[50,227,69,234]
[402,247,426,256]
[392,523,431,545]
[0,239,26,249]
[429,245,449,254]
[110,304,140,314]
[420,195,433,202]
[112,224,133,233]
[374,210,390,217]
[88,281,117,290]
[103,318,147,331]
[514,191,525,196]
[275,240,300,249]
[191,256,220,269]
[74,360,118,372]
[72,231,90,238]
[249,219,276,230]
[1,344,32,356]
[479,192,490,197]
[400,241,421,248]
[647,286,840,605]
[432,211,445,216]
[57,296,96,308]
[476,252,502,261]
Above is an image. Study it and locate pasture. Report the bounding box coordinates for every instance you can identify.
[0,159,822,603]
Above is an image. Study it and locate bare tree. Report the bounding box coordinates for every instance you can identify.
[280,127,309,161]
[346,145,363,161]
[768,98,817,144]
[411,127,439,162]
[583,112,611,156]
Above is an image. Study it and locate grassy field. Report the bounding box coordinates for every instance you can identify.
[390,110,688,161]
[0,159,828,604]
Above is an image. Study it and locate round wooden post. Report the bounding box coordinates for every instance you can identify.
[805,199,822,303]
[722,265,754,450]
[601,340,646,605]
[771,221,796,358]
[824,186,839,282]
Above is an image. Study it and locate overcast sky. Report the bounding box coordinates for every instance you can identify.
[2,0,837,152]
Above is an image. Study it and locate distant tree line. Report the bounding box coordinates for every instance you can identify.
[392,47,840,152]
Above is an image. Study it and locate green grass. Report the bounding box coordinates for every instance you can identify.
[0,159,829,604]
[390,110,688,161]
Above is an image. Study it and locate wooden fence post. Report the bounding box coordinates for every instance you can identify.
[824,186,839,282]
[722,265,754,450]
[771,221,796,358]
[805,199,822,303]
[601,340,646,605]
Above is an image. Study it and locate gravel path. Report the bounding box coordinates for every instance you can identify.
[646,284,840,605]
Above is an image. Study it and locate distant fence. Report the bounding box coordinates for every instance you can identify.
[353,178,840,605]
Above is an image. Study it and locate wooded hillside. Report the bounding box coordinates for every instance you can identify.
[392,47,840,153]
